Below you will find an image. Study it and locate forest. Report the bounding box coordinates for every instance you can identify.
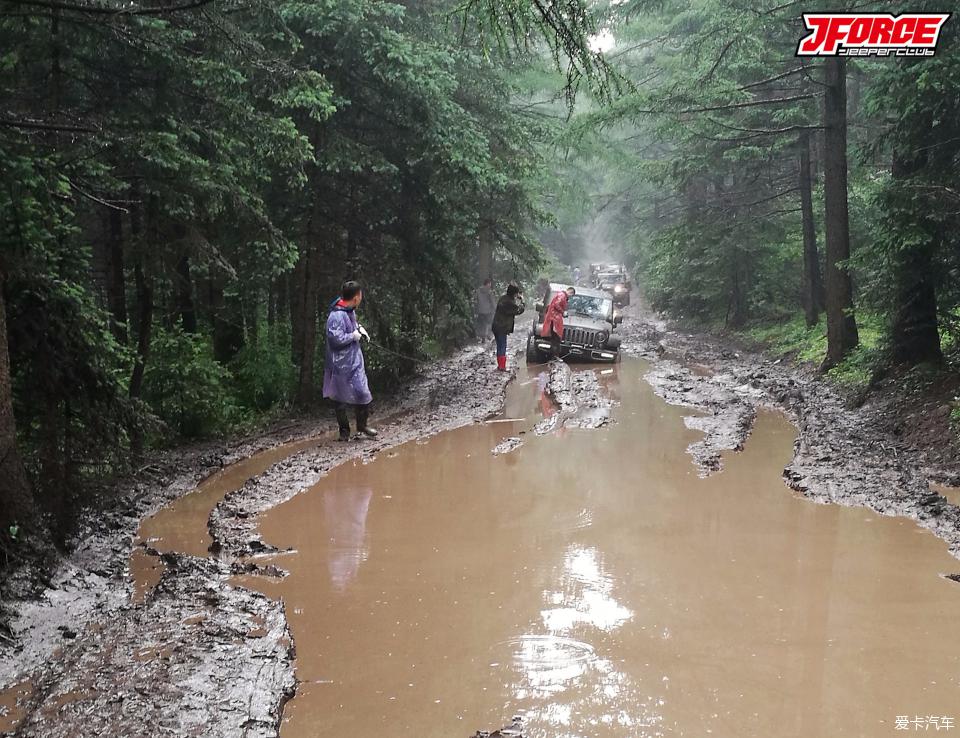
[1,0,958,552]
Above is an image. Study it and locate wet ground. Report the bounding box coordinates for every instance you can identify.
[131,435,328,601]
[4,311,960,738]
[224,360,960,737]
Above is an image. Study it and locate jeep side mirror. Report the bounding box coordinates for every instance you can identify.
[614,315,623,326]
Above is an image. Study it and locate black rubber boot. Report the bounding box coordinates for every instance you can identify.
[355,404,378,438]
[335,406,351,441]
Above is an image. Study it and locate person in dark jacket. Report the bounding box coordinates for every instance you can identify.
[323,281,377,441]
[491,284,525,371]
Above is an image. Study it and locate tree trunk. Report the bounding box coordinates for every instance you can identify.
[128,196,153,406]
[290,254,306,364]
[293,246,320,406]
[0,270,34,532]
[727,246,748,328]
[889,135,942,365]
[209,278,244,363]
[798,131,824,327]
[820,57,859,370]
[477,227,493,284]
[243,289,259,347]
[174,253,197,333]
[106,207,129,344]
[397,170,422,376]
[266,278,276,338]
[129,261,153,402]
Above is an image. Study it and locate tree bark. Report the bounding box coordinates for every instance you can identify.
[889,133,943,366]
[0,269,34,532]
[266,278,276,338]
[798,131,824,327]
[129,261,153,401]
[128,195,153,409]
[290,254,306,364]
[820,57,859,370]
[477,227,493,284]
[106,207,129,344]
[208,277,244,363]
[397,170,422,376]
[293,246,320,406]
[174,252,197,333]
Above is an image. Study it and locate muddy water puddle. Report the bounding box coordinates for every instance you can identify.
[0,680,32,734]
[130,434,328,598]
[931,482,960,509]
[231,359,960,738]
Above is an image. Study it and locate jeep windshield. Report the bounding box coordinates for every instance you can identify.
[566,294,612,320]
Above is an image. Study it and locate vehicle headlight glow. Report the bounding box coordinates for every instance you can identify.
[614,284,626,293]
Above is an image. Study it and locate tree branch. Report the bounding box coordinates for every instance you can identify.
[3,0,217,16]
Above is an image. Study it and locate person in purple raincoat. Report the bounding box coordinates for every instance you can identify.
[323,281,377,441]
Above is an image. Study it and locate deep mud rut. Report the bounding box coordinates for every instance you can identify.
[1,306,959,737]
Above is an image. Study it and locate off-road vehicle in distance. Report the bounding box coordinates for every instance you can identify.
[595,267,632,307]
[526,283,623,364]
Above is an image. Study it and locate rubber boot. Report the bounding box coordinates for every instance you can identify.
[355,404,378,439]
[497,355,507,371]
[335,406,351,441]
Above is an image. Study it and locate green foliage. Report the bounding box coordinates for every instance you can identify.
[230,336,297,413]
[744,314,886,390]
[142,329,242,440]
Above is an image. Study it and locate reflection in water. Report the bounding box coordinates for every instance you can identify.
[233,361,960,738]
[541,546,632,633]
[323,487,373,591]
[515,545,653,734]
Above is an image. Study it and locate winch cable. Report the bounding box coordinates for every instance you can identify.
[365,339,430,365]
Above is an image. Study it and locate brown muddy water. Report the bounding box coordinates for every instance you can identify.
[931,482,960,509]
[225,359,960,738]
[131,435,327,599]
[0,680,31,733]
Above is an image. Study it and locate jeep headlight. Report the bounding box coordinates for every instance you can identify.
[614,284,626,293]
[596,331,607,346]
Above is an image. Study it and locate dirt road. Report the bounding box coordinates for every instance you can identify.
[2,307,959,737]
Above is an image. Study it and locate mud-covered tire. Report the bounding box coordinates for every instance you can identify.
[526,335,547,365]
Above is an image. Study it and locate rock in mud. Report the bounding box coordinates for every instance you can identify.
[492,436,524,456]
[532,360,616,435]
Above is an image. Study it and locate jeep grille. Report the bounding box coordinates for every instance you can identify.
[565,327,602,347]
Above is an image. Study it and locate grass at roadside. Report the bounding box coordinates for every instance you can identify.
[741,314,885,391]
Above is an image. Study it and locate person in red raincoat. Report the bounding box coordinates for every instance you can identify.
[540,286,575,356]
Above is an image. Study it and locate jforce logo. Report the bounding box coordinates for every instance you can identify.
[797,13,950,57]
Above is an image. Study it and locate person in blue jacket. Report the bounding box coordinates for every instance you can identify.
[323,281,377,441]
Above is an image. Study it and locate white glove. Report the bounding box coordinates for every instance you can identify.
[358,325,370,342]
[351,330,362,343]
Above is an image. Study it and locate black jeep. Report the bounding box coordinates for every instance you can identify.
[526,283,623,364]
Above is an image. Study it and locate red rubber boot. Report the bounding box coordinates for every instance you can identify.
[497,355,507,371]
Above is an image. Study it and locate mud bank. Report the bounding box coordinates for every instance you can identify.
[1,338,524,737]
[618,306,960,568]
